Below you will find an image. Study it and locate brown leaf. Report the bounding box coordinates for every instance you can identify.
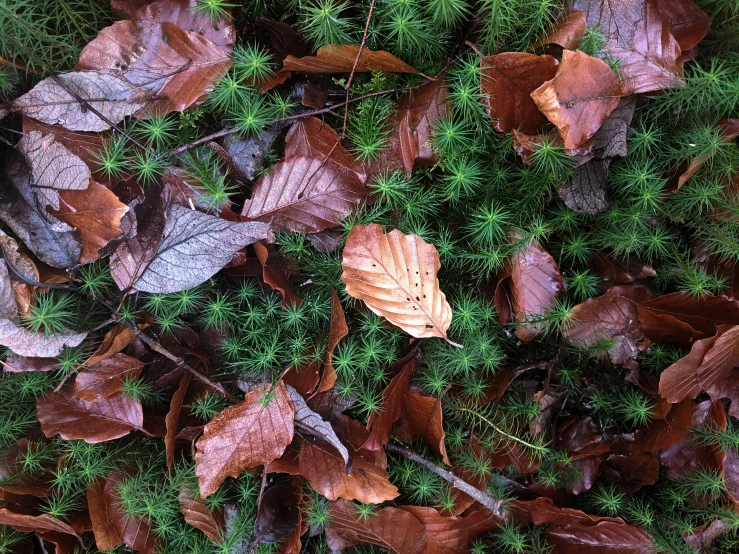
[284,359,321,398]
[362,356,416,451]
[631,399,695,454]
[696,324,739,395]
[179,488,224,543]
[341,224,455,343]
[724,448,739,503]
[283,45,419,75]
[87,478,121,551]
[166,374,191,471]
[242,117,367,233]
[592,95,637,159]
[500,236,563,342]
[531,50,622,150]
[253,242,302,309]
[253,482,299,543]
[538,9,588,50]
[480,52,559,134]
[0,508,82,544]
[13,73,152,132]
[545,520,656,553]
[320,286,348,392]
[659,332,720,403]
[50,180,128,264]
[77,0,233,114]
[559,160,611,214]
[673,119,739,191]
[511,129,595,167]
[397,386,450,465]
[636,291,739,337]
[591,254,656,284]
[36,384,144,443]
[653,0,711,52]
[562,286,653,370]
[606,0,683,94]
[195,381,294,498]
[73,353,144,401]
[85,323,138,367]
[603,452,659,492]
[684,519,732,553]
[299,414,399,504]
[104,473,159,554]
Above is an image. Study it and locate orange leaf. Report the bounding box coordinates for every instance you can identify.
[283,45,419,75]
[195,381,294,498]
[0,508,82,545]
[87,478,121,551]
[531,50,622,150]
[72,353,144,401]
[104,473,159,554]
[397,386,450,466]
[166,374,191,471]
[179,488,224,543]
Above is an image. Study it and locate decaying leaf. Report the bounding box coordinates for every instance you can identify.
[241,117,367,233]
[112,203,271,293]
[545,519,657,553]
[0,508,82,545]
[14,72,151,132]
[286,384,349,467]
[480,52,559,134]
[179,488,224,543]
[559,160,611,214]
[36,384,143,443]
[283,45,419,75]
[396,386,450,465]
[103,473,159,554]
[531,50,623,150]
[341,224,455,344]
[195,382,294,498]
[166,374,191,471]
[537,9,588,50]
[253,482,300,544]
[72,353,145,401]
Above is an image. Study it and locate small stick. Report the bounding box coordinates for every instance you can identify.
[341,0,376,138]
[385,443,508,520]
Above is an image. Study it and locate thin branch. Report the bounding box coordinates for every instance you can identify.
[385,443,508,520]
[341,0,376,138]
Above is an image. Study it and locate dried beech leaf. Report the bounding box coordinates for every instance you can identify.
[606,0,683,94]
[195,382,294,498]
[50,180,128,264]
[112,204,271,293]
[104,473,159,554]
[654,0,711,52]
[299,415,398,504]
[17,131,90,212]
[253,482,299,543]
[631,399,695,454]
[562,286,652,370]
[253,242,302,309]
[86,324,137,367]
[659,332,720,403]
[480,52,559,134]
[283,44,419,74]
[696,325,739,394]
[362,356,416,451]
[242,117,367,233]
[179,488,224,543]
[560,160,611,214]
[73,353,144,401]
[593,95,636,159]
[501,235,563,342]
[0,508,82,544]
[545,519,656,553]
[322,287,348,390]
[36,384,143,443]
[341,224,455,343]
[538,9,588,50]
[0,262,87,357]
[573,0,646,47]
[397,387,450,465]
[531,50,623,150]
[0,151,81,268]
[286,384,349,466]
[14,72,150,132]
[166,374,191,471]
[87,478,121,551]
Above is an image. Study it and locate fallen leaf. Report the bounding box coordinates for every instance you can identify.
[0,261,87,357]
[85,324,138,367]
[166,374,191,471]
[77,0,233,114]
[511,129,595,167]
[480,52,559,134]
[592,95,637,159]
[36,384,144,443]
[573,0,647,49]
[635,291,739,337]
[253,482,299,543]
[283,44,419,74]
[695,324,739,395]
[659,332,721,402]
[684,519,732,553]
[673,119,739,191]
[112,203,271,293]
[253,242,302,309]
[222,127,281,182]
[195,382,294,498]
[50,180,128,264]
[362,356,416,451]
[562,286,653,370]
[242,117,367,233]
[396,386,450,465]
[104,473,159,554]
[653,0,711,52]
[631,399,695,453]
[559,160,611,214]
[179,488,224,543]
[320,287,348,393]
[531,50,622,150]
[286,384,349,467]
[724,448,739,502]
[545,520,656,553]
[606,0,683,94]
[603,452,659,492]
[87,479,121,551]
[13,72,152,131]
[538,9,588,50]
[299,415,399,504]
[0,508,82,545]
[341,224,455,344]
[591,254,656,284]
[499,235,563,342]
[72,353,145,401]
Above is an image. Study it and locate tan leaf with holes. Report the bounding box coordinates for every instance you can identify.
[341,225,455,344]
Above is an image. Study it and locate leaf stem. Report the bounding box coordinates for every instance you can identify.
[456,406,549,455]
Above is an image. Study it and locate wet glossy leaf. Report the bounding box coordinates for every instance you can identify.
[283,45,419,74]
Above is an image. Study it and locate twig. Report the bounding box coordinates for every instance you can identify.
[385,443,508,520]
[341,0,376,138]
[0,54,42,76]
